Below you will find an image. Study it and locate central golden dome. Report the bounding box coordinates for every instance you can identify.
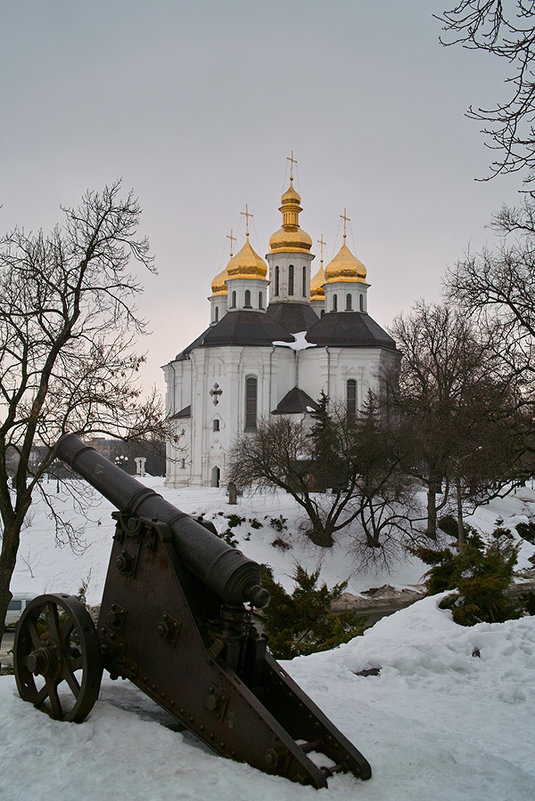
[269,180,312,254]
[325,241,367,284]
[227,236,267,280]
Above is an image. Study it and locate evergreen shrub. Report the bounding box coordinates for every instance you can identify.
[414,529,520,626]
[259,564,363,659]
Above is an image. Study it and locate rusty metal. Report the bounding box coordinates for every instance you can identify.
[13,594,102,722]
[13,433,371,788]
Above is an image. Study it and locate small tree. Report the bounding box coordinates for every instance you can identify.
[0,181,164,641]
[228,395,416,551]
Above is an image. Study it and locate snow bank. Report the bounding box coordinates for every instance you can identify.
[2,595,534,800]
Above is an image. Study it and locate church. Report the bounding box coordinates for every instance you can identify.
[163,166,398,488]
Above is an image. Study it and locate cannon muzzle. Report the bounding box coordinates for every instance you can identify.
[56,433,269,608]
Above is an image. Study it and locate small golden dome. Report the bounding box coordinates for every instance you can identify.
[310,265,326,300]
[325,241,367,284]
[211,265,229,296]
[269,179,312,254]
[227,236,267,280]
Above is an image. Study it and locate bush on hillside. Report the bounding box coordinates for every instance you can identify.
[414,529,520,626]
[259,564,363,659]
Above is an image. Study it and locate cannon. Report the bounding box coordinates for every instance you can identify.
[13,433,371,788]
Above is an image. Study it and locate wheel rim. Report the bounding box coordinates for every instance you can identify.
[14,593,102,722]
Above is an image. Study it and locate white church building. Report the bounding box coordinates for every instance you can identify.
[163,175,398,488]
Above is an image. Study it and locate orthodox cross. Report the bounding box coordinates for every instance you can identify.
[340,208,350,240]
[226,228,236,257]
[209,383,223,406]
[287,150,297,181]
[317,233,326,266]
[241,204,253,237]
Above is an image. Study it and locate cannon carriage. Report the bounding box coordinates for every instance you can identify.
[13,434,371,789]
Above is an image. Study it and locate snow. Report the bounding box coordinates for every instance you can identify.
[272,331,316,351]
[2,479,535,800]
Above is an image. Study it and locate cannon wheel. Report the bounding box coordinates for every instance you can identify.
[14,593,102,723]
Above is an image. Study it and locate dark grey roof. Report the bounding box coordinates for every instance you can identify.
[177,311,292,358]
[265,302,319,333]
[170,405,191,419]
[306,312,397,350]
[272,387,318,415]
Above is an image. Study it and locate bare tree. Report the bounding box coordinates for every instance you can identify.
[446,198,535,386]
[388,301,526,538]
[0,181,164,641]
[227,398,415,551]
[438,1,535,182]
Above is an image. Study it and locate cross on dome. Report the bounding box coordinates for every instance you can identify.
[241,204,253,237]
[226,228,236,257]
[287,150,297,182]
[340,208,350,240]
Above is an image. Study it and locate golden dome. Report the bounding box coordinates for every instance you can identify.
[211,265,229,296]
[269,179,312,254]
[226,236,267,280]
[310,265,326,300]
[325,241,367,283]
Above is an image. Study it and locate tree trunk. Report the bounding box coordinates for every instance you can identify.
[307,522,334,548]
[0,521,22,645]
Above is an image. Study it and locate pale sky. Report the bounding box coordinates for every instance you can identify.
[0,0,523,397]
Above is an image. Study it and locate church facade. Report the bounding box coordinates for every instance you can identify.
[163,176,398,488]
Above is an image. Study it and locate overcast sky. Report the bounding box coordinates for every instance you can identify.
[0,0,523,396]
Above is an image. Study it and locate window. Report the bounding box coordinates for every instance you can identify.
[213,419,220,432]
[302,265,307,297]
[346,293,352,311]
[360,294,364,312]
[347,379,357,421]
[333,294,338,311]
[288,264,294,295]
[214,305,219,322]
[245,376,257,431]
[259,291,263,309]
[180,458,186,469]
[8,600,22,611]
[244,289,251,308]
[231,290,236,308]
[275,266,280,296]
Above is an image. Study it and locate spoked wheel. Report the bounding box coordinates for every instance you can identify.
[14,593,103,722]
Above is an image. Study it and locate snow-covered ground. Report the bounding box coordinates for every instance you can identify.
[2,478,535,800]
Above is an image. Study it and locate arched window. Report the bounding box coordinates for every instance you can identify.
[213,419,220,432]
[245,376,257,431]
[302,265,307,297]
[333,294,338,312]
[244,289,251,308]
[321,308,326,317]
[231,290,236,308]
[214,306,219,322]
[275,266,280,296]
[259,291,263,309]
[347,379,357,421]
[346,293,352,311]
[360,294,364,312]
[288,264,294,295]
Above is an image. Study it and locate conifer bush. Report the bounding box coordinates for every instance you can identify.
[415,529,520,625]
[259,564,363,659]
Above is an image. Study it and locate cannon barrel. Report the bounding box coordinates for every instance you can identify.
[56,433,269,608]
